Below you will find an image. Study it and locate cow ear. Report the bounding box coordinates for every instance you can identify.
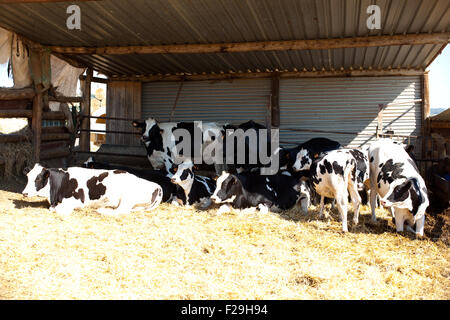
[314,153,319,159]
[213,175,219,181]
[132,121,144,128]
[43,169,50,179]
[405,145,414,154]
[23,166,31,175]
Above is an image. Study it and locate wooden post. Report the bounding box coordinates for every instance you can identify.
[32,85,43,163]
[80,68,93,152]
[376,104,385,139]
[271,73,280,128]
[421,72,431,166]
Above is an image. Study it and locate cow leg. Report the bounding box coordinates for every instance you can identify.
[348,182,361,225]
[217,204,231,215]
[414,215,425,237]
[53,199,78,216]
[258,204,269,214]
[318,196,328,219]
[197,197,212,210]
[335,195,349,232]
[393,208,407,232]
[369,186,378,222]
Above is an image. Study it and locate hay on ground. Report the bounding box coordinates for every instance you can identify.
[0,182,448,300]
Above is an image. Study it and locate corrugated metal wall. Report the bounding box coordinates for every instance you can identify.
[140,76,422,154]
[142,79,271,125]
[279,76,422,152]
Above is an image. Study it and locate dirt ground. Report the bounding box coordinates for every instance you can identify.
[0,177,448,300]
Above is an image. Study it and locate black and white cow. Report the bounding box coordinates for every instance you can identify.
[82,157,186,204]
[210,170,306,215]
[291,137,342,172]
[309,149,363,232]
[368,139,429,236]
[170,160,216,209]
[22,163,163,216]
[133,118,278,175]
[132,118,224,173]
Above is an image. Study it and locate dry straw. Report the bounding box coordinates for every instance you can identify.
[0,185,448,300]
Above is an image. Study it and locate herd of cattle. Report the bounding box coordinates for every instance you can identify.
[22,118,429,237]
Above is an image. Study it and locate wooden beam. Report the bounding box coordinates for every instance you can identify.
[48,95,83,103]
[270,73,280,128]
[79,67,92,152]
[0,1,93,4]
[79,75,109,84]
[111,68,425,82]
[430,121,450,129]
[49,32,450,55]
[0,134,28,143]
[0,87,35,100]
[0,109,66,120]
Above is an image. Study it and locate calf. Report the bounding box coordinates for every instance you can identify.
[368,139,429,236]
[210,170,305,214]
[82,157,186,204]
[309,149,362,232]
[170,160,216,209]
[22,163,163,216]
[292,137,341,172]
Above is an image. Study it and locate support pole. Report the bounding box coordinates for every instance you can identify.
[80,68,92,152]
[32,85,43,163]
[271,73,280,128]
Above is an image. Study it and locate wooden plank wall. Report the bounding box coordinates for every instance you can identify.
[106,81,142,145]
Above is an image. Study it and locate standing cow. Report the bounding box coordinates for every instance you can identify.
[22,164,163,216]
[368,139,429,236]
[309,149,363,232]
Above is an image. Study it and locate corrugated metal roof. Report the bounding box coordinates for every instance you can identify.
[0,0,448,76]
[430,108,450,121]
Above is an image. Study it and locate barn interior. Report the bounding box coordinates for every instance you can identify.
[0,0,448,199]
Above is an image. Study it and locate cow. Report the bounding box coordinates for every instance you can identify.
[82,157,186,204]
[210,170,306,215]
[133,118,279,175]
[368,139,429,236]
[309,149,362,232]
[222,120,274,174]
[22,163,163,216]
[169,160,216,209]
[132,118,224,173]
[291,137,342,172]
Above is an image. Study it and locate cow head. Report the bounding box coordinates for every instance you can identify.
[294,179,311,215]
[292,148,318,171]
[211,171,241,204]
[83,156,95,169]
[170,160,195,192]
[380,178,428,219]
[22,163,51,198]
[133,118,165,162]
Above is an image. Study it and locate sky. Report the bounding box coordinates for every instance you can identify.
[1,46,449,110]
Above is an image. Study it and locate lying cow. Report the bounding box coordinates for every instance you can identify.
[211,170,306,215]
[22,163,163,216]
[291,137,342,172]
[169,160,216,209]
[368,139,429,236]
[309,149,363,232]
[82,157,186,204]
